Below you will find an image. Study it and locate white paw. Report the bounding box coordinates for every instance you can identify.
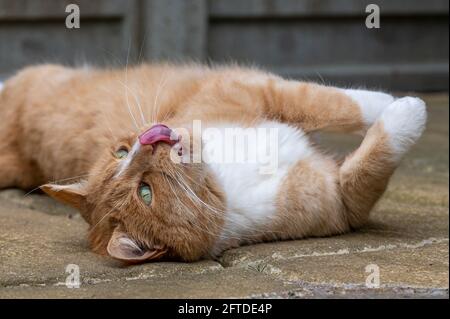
[342,89,395,126]
[380,97,427,160]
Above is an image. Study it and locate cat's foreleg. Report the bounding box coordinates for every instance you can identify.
[258,80,395,135]
[194,72,395,135]
[339,97,427,228]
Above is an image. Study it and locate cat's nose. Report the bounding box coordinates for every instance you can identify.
[139,124,179,146]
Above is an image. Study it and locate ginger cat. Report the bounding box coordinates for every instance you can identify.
[0,64,426,263]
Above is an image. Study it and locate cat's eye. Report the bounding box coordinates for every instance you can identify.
[138,183,152,205]
[115,148,129,159]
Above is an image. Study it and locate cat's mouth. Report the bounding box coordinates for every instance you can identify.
[139,124,179,146]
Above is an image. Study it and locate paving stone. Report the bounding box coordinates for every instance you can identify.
[0,205,223,287]
[219,200,448,268]
[257,242,448,289]
[0,268,290,298]
[0,189,78,217]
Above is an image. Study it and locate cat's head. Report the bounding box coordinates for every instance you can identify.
[41,124,225,263]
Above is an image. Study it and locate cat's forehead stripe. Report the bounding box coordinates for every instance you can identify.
[115,140,141,178]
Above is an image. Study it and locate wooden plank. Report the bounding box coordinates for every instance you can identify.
[275,63,449,91]
[0,0,141,77]
[0,0,127,20]
[209,0,449,18]
[0,21,125,71]
[208,17,449,67]
[207,15,449,91]
[142,0,207,60]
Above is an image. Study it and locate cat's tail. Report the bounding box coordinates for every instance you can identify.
[339,97,427,228]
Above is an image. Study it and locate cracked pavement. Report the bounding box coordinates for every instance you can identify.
[0,94,448,298]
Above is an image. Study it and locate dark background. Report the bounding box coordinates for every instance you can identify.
[0,0,448,91]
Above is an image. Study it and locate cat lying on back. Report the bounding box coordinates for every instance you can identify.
[0,64,426,263]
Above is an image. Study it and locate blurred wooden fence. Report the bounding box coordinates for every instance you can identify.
[0,0,448,91]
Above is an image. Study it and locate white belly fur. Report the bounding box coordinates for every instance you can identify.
[202,121,315,253]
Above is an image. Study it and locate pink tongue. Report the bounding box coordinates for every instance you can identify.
[139,124,178,146]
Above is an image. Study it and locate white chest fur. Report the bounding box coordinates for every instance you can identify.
[201,121,314,253]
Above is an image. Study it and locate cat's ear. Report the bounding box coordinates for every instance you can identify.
[40,182,87,211]
[107,227,167,263]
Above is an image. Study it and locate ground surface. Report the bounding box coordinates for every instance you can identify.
[0,94,448,299]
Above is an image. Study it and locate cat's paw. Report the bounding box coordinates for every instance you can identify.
[342,89,395,127]
[380,96,427,160]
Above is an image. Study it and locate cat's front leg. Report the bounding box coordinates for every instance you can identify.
[264,81,396,135]
[215,73,396,135]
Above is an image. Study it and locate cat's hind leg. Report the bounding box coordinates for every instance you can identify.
[0,150,39,190]
[0,84,40,190]
[339,97,427,228]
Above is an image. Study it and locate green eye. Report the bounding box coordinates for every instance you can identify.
[139,183,152,205]
[115,148,128,159]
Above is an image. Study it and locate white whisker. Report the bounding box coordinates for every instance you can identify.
[124,40,140,132]
[118,79,146,127]
[150,73,169,124]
